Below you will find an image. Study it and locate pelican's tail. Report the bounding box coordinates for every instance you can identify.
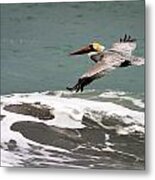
[131,56,145,66]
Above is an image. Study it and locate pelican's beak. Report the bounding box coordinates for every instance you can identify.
[69,42,105,56]
[69,44,93,56]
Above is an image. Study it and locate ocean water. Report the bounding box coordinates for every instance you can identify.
[1,1,144,94]
[0,1,145,169]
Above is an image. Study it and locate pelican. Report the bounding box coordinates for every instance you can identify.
[67,35,144,92]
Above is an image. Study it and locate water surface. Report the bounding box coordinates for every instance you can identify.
[1,1,144,94]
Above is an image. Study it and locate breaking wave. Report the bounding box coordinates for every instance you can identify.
[1,90,145,169]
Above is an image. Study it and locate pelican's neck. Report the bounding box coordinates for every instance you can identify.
[88,52,103,63]
[88,45,105,62]
[88,51,98,57]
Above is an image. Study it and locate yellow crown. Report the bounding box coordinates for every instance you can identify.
[92,42,103,52]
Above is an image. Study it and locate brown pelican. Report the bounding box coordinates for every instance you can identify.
[67,35,144,92]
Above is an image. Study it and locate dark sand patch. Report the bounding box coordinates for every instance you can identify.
[7,139,18,151]
[11,121,80,149]
[0,115,6,121]
[10,121,105,150]
[4,103,54,120]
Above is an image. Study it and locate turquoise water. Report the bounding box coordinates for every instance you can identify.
[1,1,144,94]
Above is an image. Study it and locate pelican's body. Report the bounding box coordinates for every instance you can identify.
[67,35,144,92]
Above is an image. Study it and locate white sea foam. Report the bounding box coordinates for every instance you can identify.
[1,91,144,129]
[99,91,144,109]
[121,96,144,108]
[1,90,145,152]
[99,91,126,98]
[0,91,145,167]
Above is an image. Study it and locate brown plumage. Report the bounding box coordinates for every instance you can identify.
[67,35,144,92]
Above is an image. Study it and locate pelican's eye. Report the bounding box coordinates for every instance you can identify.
[89,44,94,50]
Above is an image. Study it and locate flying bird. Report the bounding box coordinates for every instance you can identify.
[67,34,144,92]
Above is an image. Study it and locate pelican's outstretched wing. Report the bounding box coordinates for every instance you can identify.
[67,52,126,92]
[109,34,137,56]
[67,35,144,92]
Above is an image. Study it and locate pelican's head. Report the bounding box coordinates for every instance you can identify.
[69,42,105,56]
